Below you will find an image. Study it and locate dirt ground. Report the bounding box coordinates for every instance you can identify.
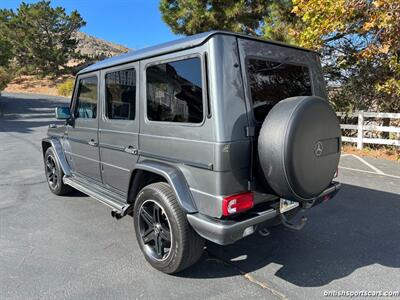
[4,75,73,96]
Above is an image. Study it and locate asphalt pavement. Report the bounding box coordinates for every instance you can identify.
[1,92,399,300]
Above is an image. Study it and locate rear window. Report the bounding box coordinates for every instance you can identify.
[247,58,312,122]
[146,57,203,123]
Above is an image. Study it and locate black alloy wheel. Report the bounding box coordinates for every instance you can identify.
[133,182,204,274]
[44,147,72,195]
[45,154,59,189]
[138,199,172,261]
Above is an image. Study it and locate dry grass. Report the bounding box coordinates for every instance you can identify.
[4,75,74,96]
[342,144,400,162]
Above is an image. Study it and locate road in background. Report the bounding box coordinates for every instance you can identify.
[1,93,399,300]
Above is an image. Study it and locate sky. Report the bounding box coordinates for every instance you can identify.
[0,0,179,50]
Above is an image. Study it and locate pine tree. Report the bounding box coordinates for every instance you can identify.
[0,0,86,77]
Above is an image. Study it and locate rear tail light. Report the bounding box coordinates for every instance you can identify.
[222,192,254,216]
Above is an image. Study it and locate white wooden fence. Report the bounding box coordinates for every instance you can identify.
[337,111,400,149]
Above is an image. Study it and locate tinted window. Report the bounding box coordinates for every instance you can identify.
[146,57,203,123]
[75,76,98,119]
[105,68,136,120]
[247,58,312,122]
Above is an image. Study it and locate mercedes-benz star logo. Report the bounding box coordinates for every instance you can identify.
[314,141,324,157]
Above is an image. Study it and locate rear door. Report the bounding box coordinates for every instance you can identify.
[237,38,326,193]
[98,63,139,194]
[66,73,102,182]
[237,38,327,126]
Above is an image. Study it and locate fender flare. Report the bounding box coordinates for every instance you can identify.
[42,138,72,177]
[135,160,197,214]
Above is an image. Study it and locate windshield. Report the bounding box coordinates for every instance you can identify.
[246,58,312,122]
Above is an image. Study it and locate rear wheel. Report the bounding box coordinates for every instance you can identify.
[44,147,72,195]
[133,182,204,274]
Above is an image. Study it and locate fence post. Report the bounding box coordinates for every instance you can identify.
[357,111,364,150]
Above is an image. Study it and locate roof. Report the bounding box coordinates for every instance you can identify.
[79,31,316,74]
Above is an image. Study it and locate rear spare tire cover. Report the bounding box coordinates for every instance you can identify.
[258,96,341,202]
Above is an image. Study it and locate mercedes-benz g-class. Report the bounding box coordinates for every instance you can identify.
[42,31,341,274]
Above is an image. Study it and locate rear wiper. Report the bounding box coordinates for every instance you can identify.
[259,56,291,72]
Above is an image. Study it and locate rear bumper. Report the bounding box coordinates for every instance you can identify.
[187,181,341,245]
[187,207,278,245]
[306,181,341,208]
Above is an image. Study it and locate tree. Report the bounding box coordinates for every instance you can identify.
[160,0,399,115]
[0,38,13,91]
[261,0,300,43]
[290,0,400,113]
[0,11,13,91]
[0,38,12,68]
[159,0,302,43]
[159,0,272,35]
[0,1,86,76]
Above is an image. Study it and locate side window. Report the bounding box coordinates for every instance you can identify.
[75,76,98,119]
[146,57,203,123]
[105,68,136,120]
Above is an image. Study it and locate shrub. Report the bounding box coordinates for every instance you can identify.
[57,79,74,96]
[0,67,11,92]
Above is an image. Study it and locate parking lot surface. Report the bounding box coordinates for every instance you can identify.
[1,93,399,299]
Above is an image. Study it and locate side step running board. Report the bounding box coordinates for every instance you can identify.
[63,176,131,219]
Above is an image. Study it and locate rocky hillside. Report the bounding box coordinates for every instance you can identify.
[4,32,131,96]
[75,32,131,58]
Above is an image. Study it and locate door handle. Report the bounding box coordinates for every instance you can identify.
[124,145,138,155]
[88,139,98,147]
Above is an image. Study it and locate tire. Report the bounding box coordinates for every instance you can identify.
[258,96,341,202]
[44,147,72,195]
[133,182,204,274]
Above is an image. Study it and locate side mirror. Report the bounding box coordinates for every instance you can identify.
[55,107,71,120]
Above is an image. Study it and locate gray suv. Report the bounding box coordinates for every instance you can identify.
[42,31,341,274]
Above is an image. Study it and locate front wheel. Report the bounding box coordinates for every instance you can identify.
[44,147,72,195]
[133,182,204,274]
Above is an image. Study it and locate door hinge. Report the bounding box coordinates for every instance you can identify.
[246,126,255,137]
